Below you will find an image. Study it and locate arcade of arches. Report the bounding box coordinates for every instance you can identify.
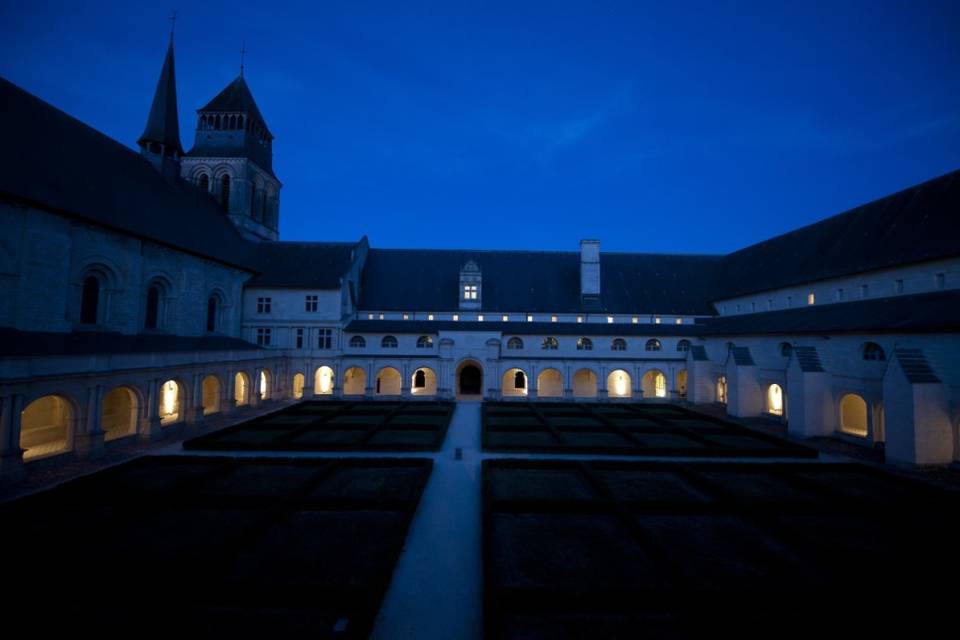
[20,395,72,460]
[102,387,138,441]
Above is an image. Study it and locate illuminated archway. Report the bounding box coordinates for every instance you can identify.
[315,366,335,395]
[677,369,688,399]
[840,394,868,437]
[767,384,784,416]
[292,373,305,400]
[573,369,598,398]
[202,375,221,415]
[641,369,667,399]
[606,369,632,399]
[537,368,563,398]
[235,372,250,406]
[20,395,72,460]
[343,367,366,396]
[501,368,528,397]
[716,376,727,404]
[159,379,182,425]
[411,367,437,396]
[102,386,138,441]
[375,367,402,396]
[259,370,271,401]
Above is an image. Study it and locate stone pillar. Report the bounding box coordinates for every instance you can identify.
[140,378,163,440]
[75,384,106,458]
[250,369,262,408]
[0,394,25,480]
[305,361,317,397]
[225,371,238,413]
[564,365,573,400]
[185,373,205,425]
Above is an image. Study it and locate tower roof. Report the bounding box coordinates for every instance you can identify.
[138,38,183,154]
[198,75,272,137]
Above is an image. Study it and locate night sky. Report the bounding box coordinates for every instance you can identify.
[2,1,958,253]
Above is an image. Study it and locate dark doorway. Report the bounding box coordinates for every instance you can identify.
[459,365,482,395]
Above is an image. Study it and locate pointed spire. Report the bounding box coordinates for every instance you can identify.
[138,34,183,156]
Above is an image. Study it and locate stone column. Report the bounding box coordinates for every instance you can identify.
[75,384,106,458]
[250,369,262,408]
[185,373,205,425]
[563,364,573,400]
[0,394,25,480]
[225,370,238,413]
[140,378,163,440]
[365,363,375,399]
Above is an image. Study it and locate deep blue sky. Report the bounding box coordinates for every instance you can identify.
[2,1,958,253]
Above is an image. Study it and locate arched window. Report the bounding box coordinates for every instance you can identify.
[863,342,885,361]
[576,337,593,351]
[381,335,398,348]
[145,284,161,329]
[206,296,218,332]
[198,173,209,192]
[507,337,524,350]
[645,339,662,352]
[541,336,559,350]
[416,335,433,348]
[779,342,792,357]
[514,370,526,389]
[349,336,366,348]
[611,338,626,351]
[414,369,426,388]
[767,384,784,416]
[677,339,691,352]
[716,376,727,403]
[80,275,100,324]
[220,174,231,212]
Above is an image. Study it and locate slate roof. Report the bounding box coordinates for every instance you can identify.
[792,346,825,373]
[0,77,258,272]
[343,319,701,337]
[718,169,960,299]
[357,249,723,315]
[892,348,940,384]
[729,346,756,366]
[137,38,182,154]
[0,329,258,357]
[690,345,709,361]
[197,75,272,136]
[247,241,358,288]
[699,290,960,336]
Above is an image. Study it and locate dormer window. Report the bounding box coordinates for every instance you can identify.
[463,284,478,300]
[459,260,482,310]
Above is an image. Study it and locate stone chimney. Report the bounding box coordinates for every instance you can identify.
[580,239,601,306]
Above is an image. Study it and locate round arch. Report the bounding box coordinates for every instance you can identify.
[501,368,528,397]
[292,372,305,400]
[716,376,728,404]
[607,369,632,399]
[572,368,598,398]
[839,393,868,437]
[456,359,484,397]
[259,369,272,401]
[102,386,139,441]
[376,367,402,396]
[20,394,75,460]
[677,368,688,400]
[411,367,437,396]
[202,375,222,415]
[159,379,184,425]
[315,365,335,395]
[641,369,667,399]
[767,383,785,417]
[235,371,251,406]
[537,368,564,398]
[343,367,366,396]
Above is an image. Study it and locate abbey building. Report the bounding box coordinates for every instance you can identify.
[1,38,958,478]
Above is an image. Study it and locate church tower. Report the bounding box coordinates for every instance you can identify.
[181,69,281,242]
[138,35,183,181]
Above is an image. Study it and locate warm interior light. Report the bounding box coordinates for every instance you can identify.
[527,315,533,322]
[453,314,459,321]
[317,366,334,394]
[607,316,614,324]
[768,384,783,415]
[502,315,509,322]
[259,371,268,399]
[427,314,434,320]
[614,373,627,396]
[161,380,178,418]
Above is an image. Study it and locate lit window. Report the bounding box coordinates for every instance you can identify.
[502,314,509,322]
[577,316,583,323]
[428,314,434,320]
[576,337,593,351]
[381,335,398,348]
[379,313,385,320]
[654,317,661,324]
[507,337,523,349]
[807,293,815,305]
[256,327,271,346]
[368,313,374,320]
[317,328,332,349]
[611,338,626,351]
[767,384,784,416]
[417,335,433,348]
[453,314,459,321]
[305,295,318,312]
[295,327,304,349]
[550,315,558,323]
[526,315,534,322]
[607,316,614,324]
[631,317,638,324]
[935,273,945,289]
[257,297,271,314]
[893,279,903,294]
[542,336,559,350]
[403,313,410,320]
[463,284,478,300]
[676,318,683,325]
[478,315,484,322]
